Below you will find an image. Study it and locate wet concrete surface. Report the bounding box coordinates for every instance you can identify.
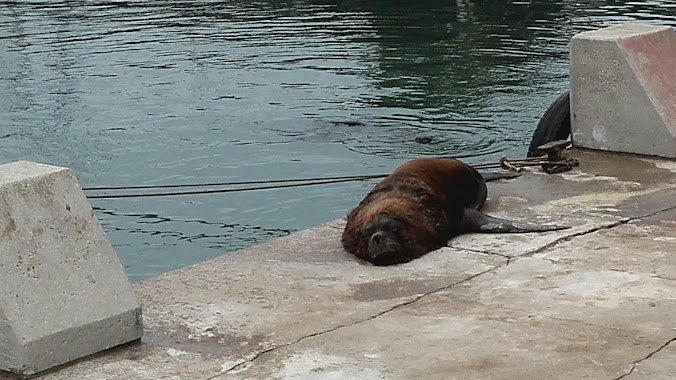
[4,149,675,380]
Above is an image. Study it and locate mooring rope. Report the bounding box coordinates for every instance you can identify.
[85,177,376,199]
[84,156,553,200]
[82,174,388,191]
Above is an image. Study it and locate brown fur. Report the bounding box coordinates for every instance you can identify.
[342,158,485,265]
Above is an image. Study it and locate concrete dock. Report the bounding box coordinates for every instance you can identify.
[4,149,675,380]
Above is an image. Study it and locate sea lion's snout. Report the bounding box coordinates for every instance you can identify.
[368,231,398,259]
[369,231,384,245]
[365,215,404,264]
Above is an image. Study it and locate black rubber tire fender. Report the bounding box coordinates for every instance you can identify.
[527,90,572,157]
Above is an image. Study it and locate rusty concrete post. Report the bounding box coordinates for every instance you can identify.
[570,24,676,158]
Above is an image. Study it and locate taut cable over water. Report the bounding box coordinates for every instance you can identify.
[84,155,576,199]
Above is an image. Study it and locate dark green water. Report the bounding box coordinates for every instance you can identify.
[1,1,674,281]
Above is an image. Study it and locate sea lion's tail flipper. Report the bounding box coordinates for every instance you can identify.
[461,208,570,233]
[479,171,521,182]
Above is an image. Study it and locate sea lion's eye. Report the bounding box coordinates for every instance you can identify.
[384,220,401,234]
[362,225,376,237]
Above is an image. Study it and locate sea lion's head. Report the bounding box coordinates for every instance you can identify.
[342,188,447,266]
[361,213,408,266]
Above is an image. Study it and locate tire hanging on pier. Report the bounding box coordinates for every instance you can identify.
[527,90,572,157]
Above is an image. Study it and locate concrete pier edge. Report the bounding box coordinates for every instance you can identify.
[0,149,671,380]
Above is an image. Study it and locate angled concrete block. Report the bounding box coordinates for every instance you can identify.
[570,24,676,158]
[0,161,142,376]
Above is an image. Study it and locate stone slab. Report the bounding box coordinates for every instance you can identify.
[219,202,676,380]
[0,161,142,376]
[220,298,658,380]
[570,24,676,158]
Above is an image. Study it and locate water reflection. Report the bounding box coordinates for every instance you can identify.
[1,0,674,280]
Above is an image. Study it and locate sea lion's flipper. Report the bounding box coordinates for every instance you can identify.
[479,171,521,182]
[461,208,569,233]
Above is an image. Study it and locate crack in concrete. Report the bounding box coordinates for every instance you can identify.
[521,219,630,258]
[445,203,675,265]
[446,245,512,261]
[522,203,676,258]
[522,203,676,260]
[497,307,652,338]
[616,363,637,379]
[447,219,630,262]
[650,274,676,282]
[532,259,676,283]
[606,268,676,283]
[634,204,676,221]
[215,267,500,378]
[613,336,676,380]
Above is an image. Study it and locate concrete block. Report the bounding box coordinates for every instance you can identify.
[0,161,142,376]
[570,24,676,158]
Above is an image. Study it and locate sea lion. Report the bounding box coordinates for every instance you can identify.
[341,158,568,266]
